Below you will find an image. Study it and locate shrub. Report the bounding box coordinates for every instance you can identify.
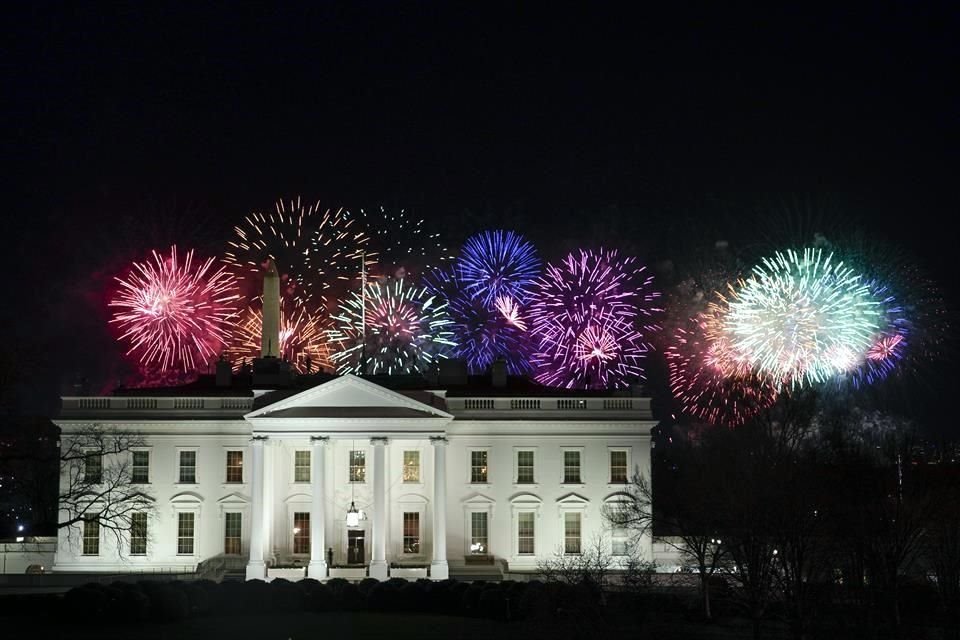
[214,580,245,615]
[143,584,188,622]
[309,584,335,612]
[460,583,484,616]
[358,577,380,595]
[326,577,349,594]
[367,582,399,612]
[116,585,150,622]
[64,584,108,619]
[399,581,427,612]
[270,578,305,612]
[519,580,547,619]
[338,582,365,611]
[299,578,321,595]
[478,586,509,621]
[240,579,271,614]
[178,582,211,615]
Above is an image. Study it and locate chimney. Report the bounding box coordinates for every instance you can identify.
[491,357,507,388]
[261,259,281,358]
[216,355,232,387]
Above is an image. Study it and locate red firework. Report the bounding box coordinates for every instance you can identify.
[109,246,240,374]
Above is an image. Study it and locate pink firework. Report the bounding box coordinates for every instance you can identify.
[666,301,778,427]
[110,246,240,374]
[867,334,904,361]
[495,295,528,331]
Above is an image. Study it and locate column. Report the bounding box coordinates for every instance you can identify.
[308,436,329,579]
[245,435,267,580]
[369,437,388,579]
[430,436,449,580]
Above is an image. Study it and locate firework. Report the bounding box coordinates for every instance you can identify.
[110,246,240,374]
[724,248,882,388]
[839,281,909,388]
[447,291,534,375]
[327,278,456,375]
[666,302,779,426]
[359,206,453,278]
[495,295,527,331]
[223,197,375,304]
[529,249,661,389]
[458,230,541,306]
[225,296,332,374]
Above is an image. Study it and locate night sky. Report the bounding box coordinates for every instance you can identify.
[4,4,958,427]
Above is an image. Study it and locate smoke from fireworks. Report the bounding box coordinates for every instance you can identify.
[225,296,332,374]
[724,248,883,388]
[458,230,541,306]
[110,246,240,374]
[529,249,661,389]
[327,278,457,375]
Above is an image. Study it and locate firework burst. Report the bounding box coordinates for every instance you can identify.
[110,246,240,374]
[458,230,541,306]
[529,249,661,389]
[327,278,456,375]
[666,301,779,426]
[359,206,453,278]
[724,248,883,388]
[225,296,332,374]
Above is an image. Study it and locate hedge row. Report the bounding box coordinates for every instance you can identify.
[59,577,613,623]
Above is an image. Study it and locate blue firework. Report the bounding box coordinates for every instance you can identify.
[458,230,541,306]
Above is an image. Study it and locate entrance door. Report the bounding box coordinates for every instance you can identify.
[347,530,365,565]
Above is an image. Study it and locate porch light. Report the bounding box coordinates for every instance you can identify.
[346,501,365,528]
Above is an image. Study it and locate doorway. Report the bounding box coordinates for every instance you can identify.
[347,529,365,565]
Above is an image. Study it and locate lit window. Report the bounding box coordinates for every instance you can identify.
[224,512,242,555]
[563,450,581,484]
[179,450,197,483]
[293,512,310,554]
[403,512,420,554]
[226,451,243,483]
[84,453,102,484]
[517,512,535,555]
[130,512,147,555]
[294,451,311,483]
[82,518,99,556]
[349,450,366,483]
[402,451,420,483]
[564,512,582,555]
[471,451,488,483]
[470,512,488,555]
[610,450,628,484]
[132,451,150,484]
[177,512,195,555]
[517,450,535,484]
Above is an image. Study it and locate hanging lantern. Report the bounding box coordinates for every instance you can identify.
[346,501,362,528]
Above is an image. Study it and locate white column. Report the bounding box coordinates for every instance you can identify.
[245,435,267,580]
[308,436,328,579]
[430,436,449,580]
[369,437,388,579]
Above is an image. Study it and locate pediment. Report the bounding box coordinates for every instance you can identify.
[245,374,453,420]
[557,492,590,505]
[217,492,250,504]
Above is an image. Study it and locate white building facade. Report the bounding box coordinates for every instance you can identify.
[53,374,654,581]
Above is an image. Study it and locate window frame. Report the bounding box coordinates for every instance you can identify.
[129,512,148,556]
[176,511,196,556]
[83,450,103,484]
[561,447,584,485]
[294,450,311,484]
[470,511,489,556]
[469,448,489,484]
[402,450,421,484]
[131,449,150,485]
[402,511,421,555]
[517,511,536,556]
[224,511,243,556]
[608,448,631,485]
[177,448,198,485]
[292,511,310,555]
[348,449,367,483]
[82,517,100,556]
[563,511,583,556]
[225,449,245,484]
[513,447,537,485]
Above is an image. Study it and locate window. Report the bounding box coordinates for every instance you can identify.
[611,527,630,556]
[402,450,420,483]
[82,518,99,556]
[349,450,366,483]
[177,512,195,555]
[224,512,242,555]
[610,450,628,483]
[517,512,535,555]
[130,512,147,555]
[132,451,150,484]
[293,512,310,554]
[226,450,243,483]
[402,512,420,554]
[179,450,197,483]
[470,450,488,483]
[517,450,535,484]
[470,512,488,555]
[294,451,310,483]
[564,512,582,555]
[84,453,102,484]
[563,450,581,484]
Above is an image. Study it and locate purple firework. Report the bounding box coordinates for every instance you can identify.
[529,249,661,389]
[844,281,909,388]
[458,230,541,306]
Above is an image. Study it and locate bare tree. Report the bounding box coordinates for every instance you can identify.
[57,424,154,553]
[537,534,619,591]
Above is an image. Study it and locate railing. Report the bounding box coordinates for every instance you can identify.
[62,397,254,413]
[464,398,495,410]
[449,396,650,415]
[510,399,541,410]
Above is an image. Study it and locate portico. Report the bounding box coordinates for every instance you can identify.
[242,375,454,581]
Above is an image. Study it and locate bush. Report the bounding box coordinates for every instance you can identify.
[240,579,271,614]
[460,583,484,616]
[358,577,380,595]
[141,584,188,622]
[213,580,245,615]
[309,584,335,612]
[478,586,509,621]
[399,581,427,612]
[270,578,305,612]
[326,577,349,594]
[178,582,211,615]
[367,582,399,612]
[338,582,365,611]
[519,580,547,619]
[64,584,108,619]
[116,585,150,622]
[299,578,321,595]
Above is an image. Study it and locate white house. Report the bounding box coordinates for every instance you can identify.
[53,372,654,581]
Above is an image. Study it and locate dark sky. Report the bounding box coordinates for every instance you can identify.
[4,3,958,424]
